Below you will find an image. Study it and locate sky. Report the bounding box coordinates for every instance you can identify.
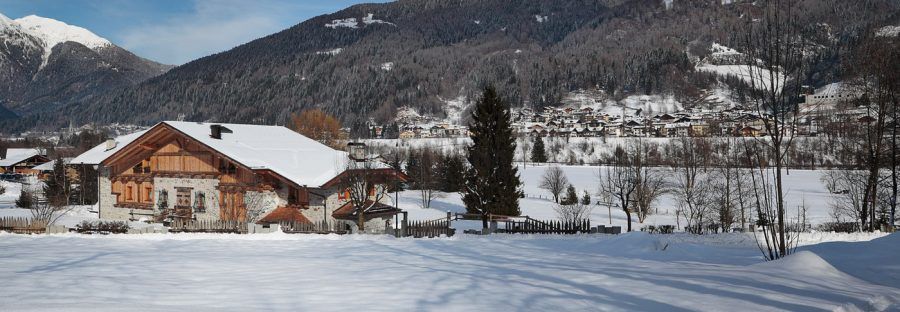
[0,0,390,65]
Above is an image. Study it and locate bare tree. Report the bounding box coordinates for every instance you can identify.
[632,142,666,223]
[539,165,569,203]
[407,147,441,208]
[711,139,750,232]
[598,145,638,232]
[668,137,713,234]
[842,32,900,232]
[340,151,390,233]
[741,140,797,260]
[742,0,807,258]
[554,203,593,224]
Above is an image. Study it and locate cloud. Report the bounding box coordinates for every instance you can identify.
[117,0,312,65]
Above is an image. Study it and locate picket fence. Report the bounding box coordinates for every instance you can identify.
[0,217,47,234]
[169,219,248,234]
[279,220,350,234]
[406,219,455,238]
[500,217,591,234]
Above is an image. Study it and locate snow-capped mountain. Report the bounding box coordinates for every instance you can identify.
[0,12,171,120]
[14,15,112,68]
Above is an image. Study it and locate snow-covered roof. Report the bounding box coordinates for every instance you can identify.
[32,158,72,171]
[70,130,148,165]
[74,121,360,188]
[0,148,43,167]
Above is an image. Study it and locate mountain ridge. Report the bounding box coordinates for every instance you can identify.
[3,0,899,132]
[0,12,172,121]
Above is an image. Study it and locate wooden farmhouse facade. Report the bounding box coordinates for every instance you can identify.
[72,121,406,233]
[0,148,50,175]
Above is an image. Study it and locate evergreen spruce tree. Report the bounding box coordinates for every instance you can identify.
[438,152,465,192]
[561,185,578,205]
[580,190,592,206]
[16,189,34,209]
[43,157,71,208]
[463,86,523,229]
[531,136,548,163]
[73,165,99,205]
[405,149,421,189]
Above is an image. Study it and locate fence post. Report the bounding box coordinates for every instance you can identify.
[402,211,409,237]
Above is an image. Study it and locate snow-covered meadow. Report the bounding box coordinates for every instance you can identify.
[393,163,845,230]
[1,165,898,311]
[0,232,897,311]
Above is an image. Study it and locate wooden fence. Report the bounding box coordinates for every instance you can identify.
[169,219,248,234]
[406,218,455,238]
[279,220,350,234]
[500,217,591,234]
[0,217,47,234]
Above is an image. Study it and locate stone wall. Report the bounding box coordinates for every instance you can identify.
[153,177,221,221]
[98,176,154,221]
[245,189,285,223]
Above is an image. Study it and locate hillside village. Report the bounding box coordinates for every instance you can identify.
[379,83,869,140]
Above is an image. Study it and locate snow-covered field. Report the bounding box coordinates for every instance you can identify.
[394,164,847,230]
[2,165,898,311]
[0,232,897,311]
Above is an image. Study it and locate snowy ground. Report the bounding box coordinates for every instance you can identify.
[2,169,899,310]
[0,232,897,311]
[394,164,849,230]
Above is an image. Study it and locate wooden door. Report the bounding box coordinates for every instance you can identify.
[174,187,193,219]
[219,191,246,222]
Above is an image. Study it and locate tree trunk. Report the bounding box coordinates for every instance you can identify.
[358,210,366,233]
[624,207,632,232]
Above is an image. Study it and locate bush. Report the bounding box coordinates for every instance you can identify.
[75,221,130,234]
[816,222,857,233]
[641,225,675,234]
[15,190,33,209]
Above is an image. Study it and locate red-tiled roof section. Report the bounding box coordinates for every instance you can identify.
[258,206,312,224]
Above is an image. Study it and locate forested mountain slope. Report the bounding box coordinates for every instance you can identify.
[5,0,898,132]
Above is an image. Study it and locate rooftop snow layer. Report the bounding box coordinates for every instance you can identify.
[70,130,148,165]
[73,121,365,187]
[0,148,42,167]
[162,121,351,187]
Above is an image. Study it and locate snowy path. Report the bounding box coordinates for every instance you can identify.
[1,233,897,311]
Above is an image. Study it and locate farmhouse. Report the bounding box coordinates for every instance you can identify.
[72,121,407,233]
[0,148,50,175]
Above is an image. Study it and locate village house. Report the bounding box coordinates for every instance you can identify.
[0,148,50,175]
[71,121,407,233]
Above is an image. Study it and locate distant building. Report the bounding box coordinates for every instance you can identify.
[0,148,49,175]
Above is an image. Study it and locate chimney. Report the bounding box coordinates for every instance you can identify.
[347,142,366,161]
[103,139,117,151]
[209,124,231,139]
[210,124,223,139]
[0,146,6,159]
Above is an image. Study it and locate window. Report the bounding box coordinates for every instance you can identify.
[289,188,309,206]
[143,186,153,203]
[338,189,350,200]
[157,190,168,209]
[194,192,206,213]
[125,185,134,201]
[175,187,192,208]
